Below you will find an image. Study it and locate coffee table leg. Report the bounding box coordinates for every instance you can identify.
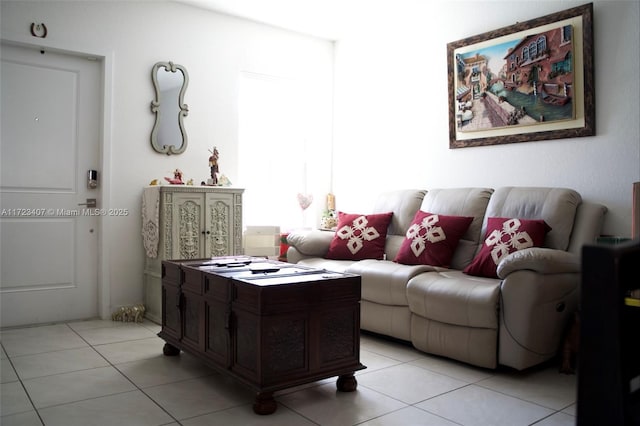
[162,343,180,356]
[336,373,358,392]
[253,392,277,415]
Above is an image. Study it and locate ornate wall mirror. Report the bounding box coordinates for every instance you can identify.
[150,61,189,155]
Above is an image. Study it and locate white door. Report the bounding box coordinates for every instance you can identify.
[0,42,102,327]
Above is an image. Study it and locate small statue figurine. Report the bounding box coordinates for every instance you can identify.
[164,168,184,185]
[208,147,219,185]
[111,304,146,322]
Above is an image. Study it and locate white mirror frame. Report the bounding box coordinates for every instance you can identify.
[150,61,189,155]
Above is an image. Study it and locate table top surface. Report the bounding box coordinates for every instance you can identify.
[168,256,358,287]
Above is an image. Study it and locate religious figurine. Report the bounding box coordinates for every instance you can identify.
[164,168,184,185]
[208,147,219,185]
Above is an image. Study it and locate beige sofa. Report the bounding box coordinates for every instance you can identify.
[286,187,607,370]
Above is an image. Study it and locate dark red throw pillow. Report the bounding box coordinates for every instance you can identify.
[394,211,473,267]
[463,217,551,278]
[325,212,393,260]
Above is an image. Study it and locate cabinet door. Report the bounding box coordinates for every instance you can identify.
[204,192,235,257]
[204,273,232,367]
[161,281,181,341]
[205,300,231,367]
[181,290,204,352]
[171,192,205,259]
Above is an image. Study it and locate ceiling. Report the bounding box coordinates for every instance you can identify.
[173,0,371,40]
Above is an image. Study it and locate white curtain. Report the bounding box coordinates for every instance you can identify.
[238,72,310,231]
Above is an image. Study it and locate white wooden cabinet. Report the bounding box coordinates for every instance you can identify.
[143,186,244,323]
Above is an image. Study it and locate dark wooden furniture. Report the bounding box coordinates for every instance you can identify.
[159,256,365,414]
[578,240,640,425]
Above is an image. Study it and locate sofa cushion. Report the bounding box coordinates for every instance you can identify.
[464,217,551,278]
[373,190,427,237]
[418,188,494,270]
[394,211,473,267]
[287,229,334,257]
[407,270,501,329]
[326,212,393,260]
[484,187,581,251]
[297,258,356,273]
[347,259,436,306]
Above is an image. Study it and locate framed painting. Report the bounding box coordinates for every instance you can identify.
[447,3,594,148]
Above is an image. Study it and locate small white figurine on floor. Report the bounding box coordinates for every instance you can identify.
[111,304,146,322]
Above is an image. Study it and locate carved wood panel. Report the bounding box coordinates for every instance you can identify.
[320,308,357,364]
[178,200,201,259]
[263,317,306,375]
[207,200,230,257]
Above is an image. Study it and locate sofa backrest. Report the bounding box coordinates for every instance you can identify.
[419,187,494,269]
[373,189,427,260]
[567,201,608,254]
[482,187,582,251]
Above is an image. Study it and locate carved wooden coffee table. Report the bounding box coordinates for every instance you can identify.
[159,256,365,414]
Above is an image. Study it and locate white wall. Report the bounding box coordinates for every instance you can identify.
[1,0,638,314]
[0,1,334,312]
[332,0,640,238]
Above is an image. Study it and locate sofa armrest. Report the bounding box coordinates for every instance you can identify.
[497,247,580,278]
[286,229,334,258]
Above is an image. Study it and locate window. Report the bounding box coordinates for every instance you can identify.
[522,46,529,61]
[562,25,572,44]
[537,36,547,54]
[551,52,573,74]
[238,72,308,231]
[529,41,537,58]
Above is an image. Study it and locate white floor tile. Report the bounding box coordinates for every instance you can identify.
[278,381,407,426]
[416,384,555,426]
[140,320,162,334]
[0,324,88,357]
[117,353,214,388]
[358,349,403,374]
[93,336,166,364]
[38,390,174,426]
[1,356,19,383]
[409,353,494,383]
[0,381,34,416]
[74,323,157,345]
[66,318,133,331]
[533,411,576,426]
[0,409,43,426]
[68,318,160,333]
[359,406,459,425]
[360,334,422,362]
[181,403,317,426]
[1,321,580,426]
[144,374,254,420]
[562,403,577,416]
[22,366,135,408]
[477,365,576,410]
[10,347,108,380]
[357,363,467,404]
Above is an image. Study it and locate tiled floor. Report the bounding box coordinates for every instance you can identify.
[1,319,577,425]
